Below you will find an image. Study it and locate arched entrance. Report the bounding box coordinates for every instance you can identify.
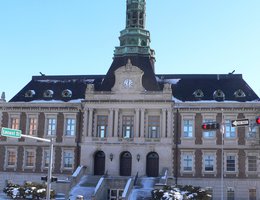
[120,151,132,176]
[94,151,105,175]
[146,152,159,177]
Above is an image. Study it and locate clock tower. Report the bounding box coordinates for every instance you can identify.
[99,0,159,92]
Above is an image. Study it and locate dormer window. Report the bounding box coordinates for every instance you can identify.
[234,89,246,98]
[193,89,204,98]
[62,89,72,98]
[25,90,35,98]
[43,90,54,98]
[213,89,225,101]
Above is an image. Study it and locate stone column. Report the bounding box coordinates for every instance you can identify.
[114,109,119,137]
[162,109,166,138]
[167,109,172,138]
[140,109,145,138]
[135,108,140,138]
[88,108,93,137]
[108,109,114,137]
[83,108,88,137]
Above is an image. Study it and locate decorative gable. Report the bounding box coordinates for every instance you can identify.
[111,59,145,93]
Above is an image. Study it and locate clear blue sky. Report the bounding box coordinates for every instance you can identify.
[0,0,259,101]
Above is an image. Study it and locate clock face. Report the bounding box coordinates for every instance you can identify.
[123,79,133,88]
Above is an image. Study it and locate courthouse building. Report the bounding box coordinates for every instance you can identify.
[0,0,260,199]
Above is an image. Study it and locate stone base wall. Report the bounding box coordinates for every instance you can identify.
[177,178,260,200]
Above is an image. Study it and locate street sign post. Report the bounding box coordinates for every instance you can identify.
[231,119,249,127]
[0,127,53,200]
[1,127,22,138]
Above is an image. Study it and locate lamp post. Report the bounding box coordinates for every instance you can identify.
[220,123,224,200]
[220,110,225,200]
[46,138,54,200]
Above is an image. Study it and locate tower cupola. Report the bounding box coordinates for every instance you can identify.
[114,0,154,58]
[126,0,146,29]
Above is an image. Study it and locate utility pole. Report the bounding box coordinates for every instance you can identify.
[220,122,225,200]
[1,128,55,200]
[46,138,54,200]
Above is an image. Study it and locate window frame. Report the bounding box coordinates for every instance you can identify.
[64,114,76,137]
[182,119,194,138]
[23,148,36,170]
[202,118,216,139]
[147,115,160,138]
[45,114,57,137]
[227,187,235,200]
[181,151,195,174]
[203,154,215,172]
[61,148,74,171]
[249,188,257,200]
[122,115,134,139]
[224,119,236,139]
[9,113,20,130]
[96,115,108,138]
[5,147,18,169]
[224,152,238,174]
[26,114,38,136]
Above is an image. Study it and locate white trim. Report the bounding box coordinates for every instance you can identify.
[23,147,37,171]
[4,146,18,170]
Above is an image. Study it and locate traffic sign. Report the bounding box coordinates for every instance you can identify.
[231,119,249,127]
[1,127,22,138]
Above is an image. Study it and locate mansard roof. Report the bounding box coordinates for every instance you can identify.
[9,72,259,103]
[156,74,259,102]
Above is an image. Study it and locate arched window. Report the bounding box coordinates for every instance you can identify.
[193,89,204,98]
[43,90,54,98]
[62,89,72,98]
[25,90,35,98]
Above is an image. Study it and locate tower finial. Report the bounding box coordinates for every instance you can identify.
[126,0,146,29]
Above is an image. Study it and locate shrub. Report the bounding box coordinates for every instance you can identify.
[152,185,211,200]
[3,181,55,199]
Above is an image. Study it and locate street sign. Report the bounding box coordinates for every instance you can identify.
[1,127,22,138]
[231,119,249,127]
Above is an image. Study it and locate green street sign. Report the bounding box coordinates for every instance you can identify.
[1,127,22,138]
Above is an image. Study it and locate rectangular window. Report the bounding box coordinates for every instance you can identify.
[204,155,214,172]
[248,156,257,172]
[11,117,19,130]
[227,188,235,200]
[249,188,256,200]
[122,115,134,139]
[226,155,235,172]
[225,120,236,138]
[65,118,76,136]
[183,154,193,171]
[28,117,37,135]
[63,150,73,168]
[47,118,56,136]
[148,116,160,138]
[96,115,108,138]
[183,119,193,138]
[25,150,35,167]
[7,149,16,167]
[203,119,215,138]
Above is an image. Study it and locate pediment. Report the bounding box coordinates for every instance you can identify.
[111,59,145,93]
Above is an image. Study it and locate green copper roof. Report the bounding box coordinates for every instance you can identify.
[114,0,153,57]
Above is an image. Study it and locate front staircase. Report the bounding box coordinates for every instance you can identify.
[128,177,159,200]
[68,175,101,200]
